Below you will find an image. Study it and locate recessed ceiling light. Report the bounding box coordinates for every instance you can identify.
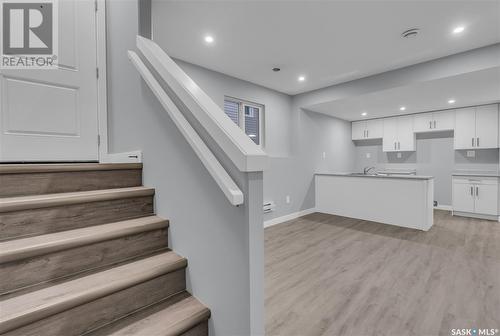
[400,106,406,111]
[452,26,465,34]
[298,76,306,82]
[361,112,368,116]
[204,35,214,43]
[272,67,281,72]
[448,99,456,104]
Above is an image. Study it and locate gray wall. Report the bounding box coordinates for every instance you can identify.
[172,59,356,221]
[106,1,263,334]
[354,131,499,206]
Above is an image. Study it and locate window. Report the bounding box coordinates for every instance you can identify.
[224,97,264,146]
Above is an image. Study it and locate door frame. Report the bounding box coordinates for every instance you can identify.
[96,0,142,163]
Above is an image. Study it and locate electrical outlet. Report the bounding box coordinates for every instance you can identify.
[366,153,371,159]
[397,152,402,158]
[466,150,475,158]
[322,152,326,159]
[286,195,291,204]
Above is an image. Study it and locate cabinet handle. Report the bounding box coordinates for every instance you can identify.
[394,142,396,150]
[470,186,473,196]
[472,138,475,147]
[476,186,479,197]
[429,121,432,129]
[434,120,436,129]
[367,130,369,138]
[477,137,479,147]
[398,142,401,150]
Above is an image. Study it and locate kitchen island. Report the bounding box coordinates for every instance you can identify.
[315,173,434,231]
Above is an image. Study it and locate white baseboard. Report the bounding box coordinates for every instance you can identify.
[100,151,142,163]
[264,208,316,228]
[434,204,452,211]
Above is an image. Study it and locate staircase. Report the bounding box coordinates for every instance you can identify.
[0,163,210,336]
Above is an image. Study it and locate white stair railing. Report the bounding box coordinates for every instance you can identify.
[136,36,267,173]
[128,51,244,206]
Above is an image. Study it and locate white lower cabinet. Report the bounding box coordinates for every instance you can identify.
[452,177,499,217]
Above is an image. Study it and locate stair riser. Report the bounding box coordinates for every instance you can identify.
[0,170,142,197]
[2,269,186,336]
[0,229,168,295]
[181,321,209,336]
[0,196,154,240]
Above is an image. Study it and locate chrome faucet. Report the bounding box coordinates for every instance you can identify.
[363,166,376,175]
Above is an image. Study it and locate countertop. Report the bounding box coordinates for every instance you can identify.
[315,172,434,180]
[452,171,500,177]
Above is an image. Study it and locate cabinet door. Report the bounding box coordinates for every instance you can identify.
[475,105,499,149]
[352,121,366,140]
[433,110,455,131]
[382,118,398,152]
[413,112,434,133]
[453,182,474,213]
[474,183,498,215]
[454,107,476,149]
[366,119,383,139]
[396,116,415,151]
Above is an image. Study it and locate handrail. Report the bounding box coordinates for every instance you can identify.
[136,36,267,172]
[128,51,244,206]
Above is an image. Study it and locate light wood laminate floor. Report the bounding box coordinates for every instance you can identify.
[265,210,500,336]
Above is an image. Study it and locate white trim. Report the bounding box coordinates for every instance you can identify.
[136,36,267,172]
[96,0,109,162]
[100,151,143,163]
[264,208,316,228]
[452,210,500,222]
[128,51,244,206]
[434,204,452,211]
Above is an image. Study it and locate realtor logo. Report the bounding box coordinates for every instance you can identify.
[1,0,58,68]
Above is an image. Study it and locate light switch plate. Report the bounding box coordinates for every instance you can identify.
[286,195,291,204]
[466,150,475,158]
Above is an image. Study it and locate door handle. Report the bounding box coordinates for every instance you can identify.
[470,186,473,196]
[477,137,479,147]
[476,186,479,197]
[429,121,432,129]
[472,138,475,147]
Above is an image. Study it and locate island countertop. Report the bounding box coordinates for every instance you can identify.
[315,172,434,180]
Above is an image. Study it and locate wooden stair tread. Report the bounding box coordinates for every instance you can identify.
[0,163,142,174]
[0,215,168,263]
[0,187,155,213]
[90,292,210,336]
[0,252,187,334]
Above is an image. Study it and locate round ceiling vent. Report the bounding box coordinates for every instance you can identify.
[401,28,420,38]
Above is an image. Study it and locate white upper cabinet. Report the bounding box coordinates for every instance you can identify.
[383,116,415,152]
[352,121,366,140]
[366,119,383,139]
[413,110,455,133]
[454,104,499,150]
[475,105,499,149]
[351,119,383,140]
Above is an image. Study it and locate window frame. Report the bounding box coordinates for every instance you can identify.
[224,96,265,148]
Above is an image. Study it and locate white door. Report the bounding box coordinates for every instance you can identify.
[396,116,415,151]
[474,184,498,215]
[366,119,383,139]
[454,107,476,150]
[351,121,366,140]
[453,182,474,213]
[433,110,455,131]
[0,0,99,161]
[413,112,434,133]
[475,105,498,149]
[382,117,398,152]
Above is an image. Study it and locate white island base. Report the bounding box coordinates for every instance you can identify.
[315,174,434,231]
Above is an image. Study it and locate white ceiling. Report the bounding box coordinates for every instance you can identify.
[152,0,500,95]
[304,67,500,121]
